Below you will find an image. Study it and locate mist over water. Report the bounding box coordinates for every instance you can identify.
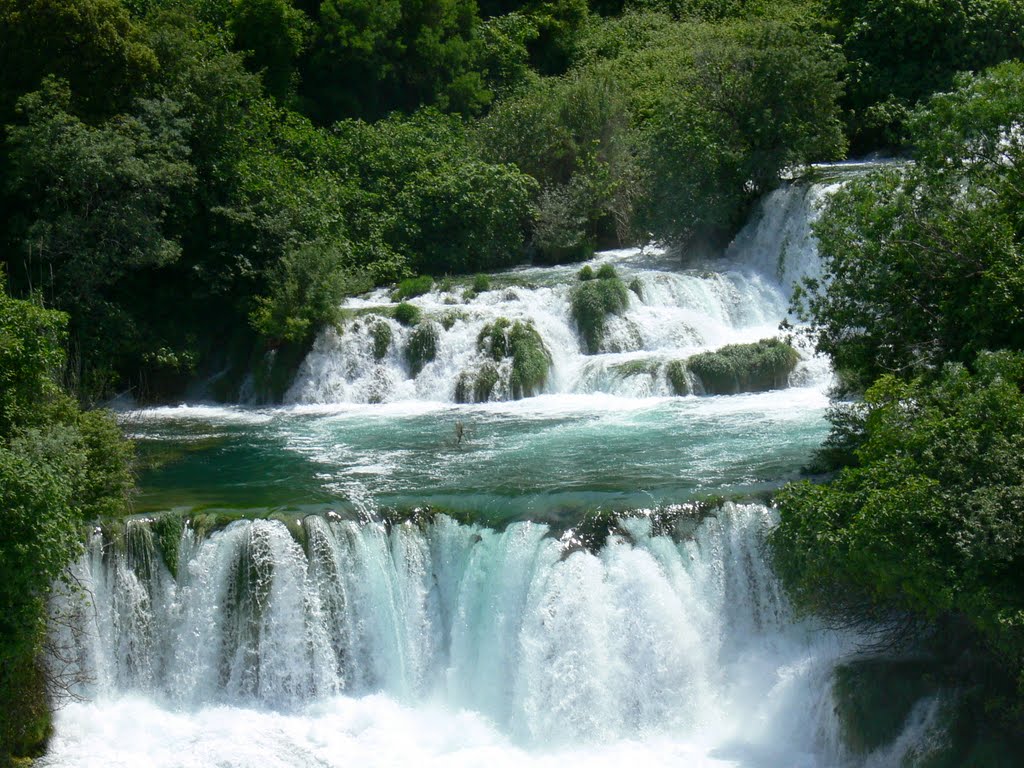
[43,169,932,766]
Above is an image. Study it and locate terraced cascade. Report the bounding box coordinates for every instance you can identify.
[42,166,950,768]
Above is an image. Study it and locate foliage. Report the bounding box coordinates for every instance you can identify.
[472,273,492,292]
[481,69,637,260]
[796,63,1024,393]
[686,338,799,395]
[396,159,536,274]
[151,511,185,577]
[393,302,421,327]
[832,658,943,755]
[370,320,393,360]
[455,361,501,402]
[772,354,1024,715]
[6,78,195,394]
[665,359,690,395]
[391,275,434,301]
[250,239,361,346]
[0,283,132,761]
[229,0,312,103]
[631,17,846,246]
[822,0,1024,150]
[475,317,552,398]
[0,0,158,124]
[302,0,489,122]
[405,321,440,375]
[569,266,629,353]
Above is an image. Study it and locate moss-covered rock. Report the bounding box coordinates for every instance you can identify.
[665,360,691,395]
[152,512,185,577]
[833,658,941,755]
[507,322,550,398]
[610,359,659,378]
[1,656,53,762]
[476,318,551,398]
[393,302,421,327]
[370,320,392,361]
[455,362,501,403]
[390,275,434,301]
[687,338,799,395]
[570,267,630,354]
[628,277,644,299]
[478,317,513,359]
[405,322,440,376]
[250,339,310,403]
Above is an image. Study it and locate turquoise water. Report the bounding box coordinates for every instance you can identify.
[130,388,829,525]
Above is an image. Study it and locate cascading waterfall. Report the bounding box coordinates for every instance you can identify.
[50,505,852,765]
[286,178,834,405]
[42,166,942,767]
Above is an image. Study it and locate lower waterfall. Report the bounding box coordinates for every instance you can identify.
[45,505,856,767]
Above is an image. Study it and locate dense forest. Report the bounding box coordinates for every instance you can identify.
[3,0,1024,762]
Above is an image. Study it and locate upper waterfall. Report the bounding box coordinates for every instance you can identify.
[286,177,836,406]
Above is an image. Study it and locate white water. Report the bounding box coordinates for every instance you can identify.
[46,505,854,767]
[287,180,834,405]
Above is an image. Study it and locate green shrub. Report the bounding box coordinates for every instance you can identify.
[455,362,501,403]
[578,265,595,281]
[478,317,513,359]
[665,360,691,395]
[390,275,434,301]
[686,338,798,394]
[507,321,551,398]
[0,283,132,761]
[772,354,1024,734]
[370,320,393,360]
[393,302,421,327]
[152,512,185,577]
[250,240,362,346]
[472,273,491,293]
[570,272,630,354]
[596,263,617,280]
[405,322,440,376]
[476,317,551,398]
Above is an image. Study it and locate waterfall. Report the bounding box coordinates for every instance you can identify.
[286,179,835,405]
[42,165,946,767]
[51,505,851,763]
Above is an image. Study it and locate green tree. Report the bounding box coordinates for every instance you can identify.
[0,280,133,761]
[5,78,195,396]
[230,0,312,103]
[303,0,489,121]
[823,0,1024,150]
[796,62,1024,392]
[633,19,846,247]
[0,0,158,124]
